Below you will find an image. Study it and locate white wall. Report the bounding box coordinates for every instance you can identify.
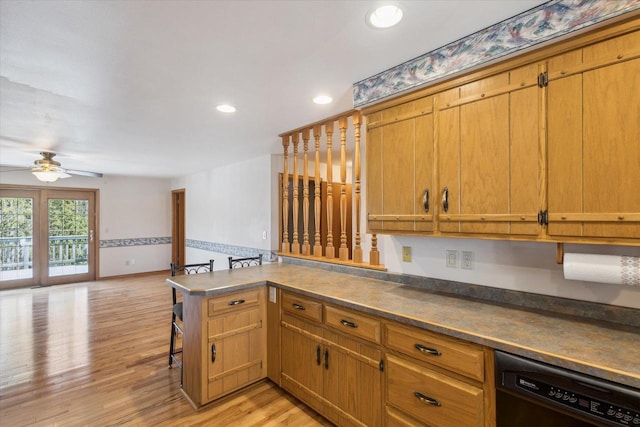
[171,155,275,270]
[1,170,172,278]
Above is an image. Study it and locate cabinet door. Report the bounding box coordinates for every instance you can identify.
[367,97,434,233]
[547,30,640,240]
[323,330,382,427]
[207,305,264,401]
[435,64,541,236]
[280,314,324,414]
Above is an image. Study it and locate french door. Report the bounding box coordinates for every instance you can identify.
[0,187,97,289]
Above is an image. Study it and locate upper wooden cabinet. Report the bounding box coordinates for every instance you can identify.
[367,96,435,233]
[435,63,542,236]
[547,29,640,242]
[364,18,640,246]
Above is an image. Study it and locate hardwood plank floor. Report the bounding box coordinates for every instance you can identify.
[0,273,333,426]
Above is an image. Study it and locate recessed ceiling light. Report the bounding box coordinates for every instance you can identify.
[216,104,236,113]
[313,95,333,105]
[367,5,403,29]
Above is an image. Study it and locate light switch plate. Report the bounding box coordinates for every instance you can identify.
[269,286,277,303]
[402,246,412,262]
[462,251,473,270]
[446,250,458,268]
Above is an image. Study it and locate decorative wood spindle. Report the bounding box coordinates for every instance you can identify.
[370,233,380,266]
[313,125,323,257]
[291,132,301,254]
[281,136,290,253]
[338,116,349,261]
[353,111,363,263]
[325,121,335,259]
[301,128,311,256]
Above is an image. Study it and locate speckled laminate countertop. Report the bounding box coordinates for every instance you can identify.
[167,262,640,389]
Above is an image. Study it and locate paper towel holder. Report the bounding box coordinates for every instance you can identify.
[556,243,564,265]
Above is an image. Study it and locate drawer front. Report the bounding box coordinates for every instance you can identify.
[386,354,483,427]
[386,405,427,427]
[324,305,381,344]
[208,289,261,317]
[282,291,323,323]
[385,322,484,381]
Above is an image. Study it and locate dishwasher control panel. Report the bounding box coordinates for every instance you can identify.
[496,351,640,427]
[514,374,640,426]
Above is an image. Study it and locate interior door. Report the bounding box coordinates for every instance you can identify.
[0,187,97,289]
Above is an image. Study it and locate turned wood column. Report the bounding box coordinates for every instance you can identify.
[353,111,363,263]
[301,128,311,256]
[325,121,335,259]
[338,116,349,261]
[281,135,290,253]
[313,125,323,257]
[291,132,300,254]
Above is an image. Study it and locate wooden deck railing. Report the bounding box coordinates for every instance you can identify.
[279,110,382,269]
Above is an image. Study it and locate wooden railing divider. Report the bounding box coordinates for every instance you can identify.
[281,135,290,253]
[278,110,382,269]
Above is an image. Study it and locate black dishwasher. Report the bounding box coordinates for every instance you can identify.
[495,351,640,427]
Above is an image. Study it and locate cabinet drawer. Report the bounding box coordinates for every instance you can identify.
[208,289,261,317]
[324,305,381,344]
[386,354,483,427]
[282,291,323,323]
[385,322,484,381]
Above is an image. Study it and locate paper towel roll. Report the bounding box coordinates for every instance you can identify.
[563,253,640,286]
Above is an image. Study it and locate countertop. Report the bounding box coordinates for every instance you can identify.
[167,262,640,389]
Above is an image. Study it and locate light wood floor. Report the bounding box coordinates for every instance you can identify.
[0,273,333,426]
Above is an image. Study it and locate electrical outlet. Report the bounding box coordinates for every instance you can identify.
[462,251,473,270]
[446,250,458,268]
[402,246,412,262]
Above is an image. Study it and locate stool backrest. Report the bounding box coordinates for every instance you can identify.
[228,254,263,269]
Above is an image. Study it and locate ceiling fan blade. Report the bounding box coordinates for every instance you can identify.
[0,167,32,173]
[63,169,103,178]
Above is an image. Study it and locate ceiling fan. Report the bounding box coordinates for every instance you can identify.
[28,151,103,182]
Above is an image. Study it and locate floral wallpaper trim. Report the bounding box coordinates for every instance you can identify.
[100,237,171,248]
[353,0,640,107]
[187,239,277,262]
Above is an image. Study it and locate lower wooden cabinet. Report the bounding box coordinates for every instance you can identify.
[182,287,267,407]
[280,292,383,427]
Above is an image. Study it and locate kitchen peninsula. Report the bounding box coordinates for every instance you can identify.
[167,261,640,425]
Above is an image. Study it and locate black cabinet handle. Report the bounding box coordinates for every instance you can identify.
[228,299,245,306]
[415,343,441,356]
[316,345,321,366]
[340,319,358,329]
[414,391,441,407]
[324,348,329,370]
[211,343,216,363]
[442,187,449,213]
[423,188,430,213]
[293,303,306,311]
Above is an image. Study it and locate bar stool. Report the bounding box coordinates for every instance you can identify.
[228,254,263,269]
[169,260,214,385]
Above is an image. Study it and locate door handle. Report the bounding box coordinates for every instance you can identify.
[211,343,216,363]
[293,303,306,311]
[89,229,94,242]
[324,348,329,370]
[414,391,441,407]
[316,345,321,366]
[415,343,442,356]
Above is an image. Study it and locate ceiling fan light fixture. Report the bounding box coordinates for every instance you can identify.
[367,5,403,29]
[32,169,60,182]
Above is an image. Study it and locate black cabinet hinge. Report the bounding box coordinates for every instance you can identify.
[537,72,549,88]
[379,359,384,372]
[538,210,549,226]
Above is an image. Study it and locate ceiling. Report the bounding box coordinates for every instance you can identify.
[0,0,546,179]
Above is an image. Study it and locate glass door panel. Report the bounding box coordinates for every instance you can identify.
[48,198,89,277]
[0,189,40,288]
[44,190,95,286]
